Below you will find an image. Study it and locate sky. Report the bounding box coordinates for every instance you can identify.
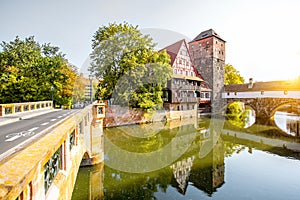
[1,0,300,82]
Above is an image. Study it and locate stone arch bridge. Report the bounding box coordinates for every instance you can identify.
[222,79,300,124]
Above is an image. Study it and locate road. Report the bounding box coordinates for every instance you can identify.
[0,109,78,161]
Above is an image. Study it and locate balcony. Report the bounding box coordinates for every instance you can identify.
[171,97,199,103]
[167,82,201,91]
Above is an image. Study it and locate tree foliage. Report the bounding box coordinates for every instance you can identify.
[90,22,172,112]
[0,36,77,107]
[224,64,245,85]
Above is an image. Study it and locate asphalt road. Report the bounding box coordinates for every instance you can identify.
[0,109,78,161]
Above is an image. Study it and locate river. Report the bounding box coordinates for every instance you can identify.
[72,111,300,200]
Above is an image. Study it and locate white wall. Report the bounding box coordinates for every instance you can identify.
[222,91,300,99]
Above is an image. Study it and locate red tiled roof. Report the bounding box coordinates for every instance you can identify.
[224,80,300,92]
[160,39,185,66]
[160,39,210,88]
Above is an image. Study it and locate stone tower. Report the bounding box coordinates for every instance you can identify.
[189,29,226,113]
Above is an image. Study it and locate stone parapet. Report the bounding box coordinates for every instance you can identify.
[0,103,105,200]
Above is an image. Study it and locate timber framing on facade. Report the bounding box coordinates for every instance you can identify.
[160,29,226,113]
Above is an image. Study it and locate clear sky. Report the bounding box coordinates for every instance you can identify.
[1,0,300,82]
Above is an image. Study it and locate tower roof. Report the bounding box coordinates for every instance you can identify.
[191,29,225,43]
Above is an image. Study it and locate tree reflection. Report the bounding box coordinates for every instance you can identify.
[226,102,252,128]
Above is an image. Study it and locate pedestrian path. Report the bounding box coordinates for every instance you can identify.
[0,108,58,126]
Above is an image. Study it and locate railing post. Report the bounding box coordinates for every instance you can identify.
[0,105,3,116]
[11,104,15,114]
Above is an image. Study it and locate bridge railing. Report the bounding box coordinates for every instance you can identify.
[0,101,53,117]
[0,102,105,200]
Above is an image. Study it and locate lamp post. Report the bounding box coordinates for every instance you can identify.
[89,74,93,104]
[50,86,54,108]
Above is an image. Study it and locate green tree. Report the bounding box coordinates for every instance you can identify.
[224,64,245,85]
[90,22,172,112]
[0,36,77,107]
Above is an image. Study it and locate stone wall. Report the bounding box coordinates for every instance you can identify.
[103,105,198,127]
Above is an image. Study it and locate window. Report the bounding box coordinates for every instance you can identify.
[186,71,188,76]
[261,91,264,95]
[205,93,210,98]
[174,69,177,74]
[191,45,194,49]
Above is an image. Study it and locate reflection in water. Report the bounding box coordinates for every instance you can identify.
[72,115,300,200]
[72,163,104,200]
[225,102,255,128]
[170,156,195,194]
[275,111,300,137]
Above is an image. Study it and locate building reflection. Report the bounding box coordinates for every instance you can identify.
[170,127,225,196]
[72,162,104,200]
[286,118,300,137]
[170,156,195,194]
[190,137,225,195]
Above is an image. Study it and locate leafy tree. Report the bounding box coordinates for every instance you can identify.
[0,36,77,107]
[224,64,244,85]
[90,22,172,112]
[73,73,87,103]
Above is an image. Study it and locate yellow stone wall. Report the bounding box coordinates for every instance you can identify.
[0,103,105,200]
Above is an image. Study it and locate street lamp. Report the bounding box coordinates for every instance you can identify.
[89,74,93,104]
[50,86,54,107]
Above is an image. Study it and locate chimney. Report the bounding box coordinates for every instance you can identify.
[248,78,253,89]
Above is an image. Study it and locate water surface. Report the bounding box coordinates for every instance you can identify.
[72,114,300,200]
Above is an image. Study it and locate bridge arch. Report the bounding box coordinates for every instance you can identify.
[226,98,300,125]
[224,100,256,128]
